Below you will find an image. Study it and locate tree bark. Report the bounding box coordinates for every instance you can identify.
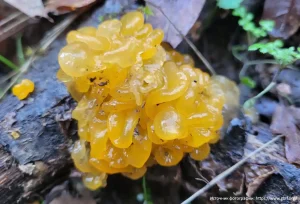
[0,32,74,204]
[0,3,109,203]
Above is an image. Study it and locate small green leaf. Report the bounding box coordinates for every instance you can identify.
[217,0,243,9]
[245,13,254,21]
[260,47,269,53]
[244,23,255,31]
[140,6,154,18]
[253,28,267,37]
[232,6,269,38]
[144,6,154,16]
[98,15,104,22]
[241,76,256,88]
[259,20,275,32]
[248,43,261,51]
[232,7,246,16]
[249,40,300,66]
[238,19,247,26]
[274,39,283,47]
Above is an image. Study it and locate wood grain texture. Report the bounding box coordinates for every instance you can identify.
[0,1,117,202]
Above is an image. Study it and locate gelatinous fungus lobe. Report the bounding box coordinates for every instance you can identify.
[57,11,225,190]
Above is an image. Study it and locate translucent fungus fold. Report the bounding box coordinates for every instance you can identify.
[57,11,225,190]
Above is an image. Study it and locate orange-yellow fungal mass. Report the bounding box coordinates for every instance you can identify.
[12,79,35,100]
[57,11,225,190]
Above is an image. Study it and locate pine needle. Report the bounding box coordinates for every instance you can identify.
[239,59,278,80]
[16,35,25,65]
[181,134,284,204]
[0,55,18,71]
[0,14,30,43]
[0,71,19,85]
[0,12,22,27]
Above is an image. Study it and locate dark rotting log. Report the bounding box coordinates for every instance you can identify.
[0,146,72,203]
[0,34,73,204]
[0,2,119,203]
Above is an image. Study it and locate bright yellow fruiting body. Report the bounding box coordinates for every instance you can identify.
[57,11,225,190]
[12,79,35,100]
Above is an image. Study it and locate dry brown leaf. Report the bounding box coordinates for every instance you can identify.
[270,105,300,164]
[45,0,96,15]
[278,69,300,103]
[199,155,245,195]
[276,83,291,96]
[244,164,275,197]
[46,0,95,8]
[244,124,287,196]
[262,0,300,39]
[4,0,48,18]
[4,0,96,18]
[244,126,287,164]
[146,0,206,48]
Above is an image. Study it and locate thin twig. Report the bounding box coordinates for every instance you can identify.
[243,67,280,108]
[0,12,22,27]
[188,158,209,184]
[231,45,247,62]
[0,68,24,99]
[238,59,297,80]
[0,71,19,84]
[181,181,198,193]
[40,14,79,52]
[239,59,278,80]
[145,1,216,75]
[254,82,276,99]
[181,134,284,204]
[0,15,30,42]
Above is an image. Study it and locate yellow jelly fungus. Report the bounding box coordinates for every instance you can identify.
[122,165,147,180]
[189,143,211,161]
[83,172,107,190]
[57,11,226,190]
[12,79,35,100]
[67,30,111,51]
[154,146,184,166]
[120,11,144,36]
[11,131,20,139]
[153,106,188,140]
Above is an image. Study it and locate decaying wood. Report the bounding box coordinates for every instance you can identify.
[0,147,72,203]
[0,4,109,204]
[0,37,74,202]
